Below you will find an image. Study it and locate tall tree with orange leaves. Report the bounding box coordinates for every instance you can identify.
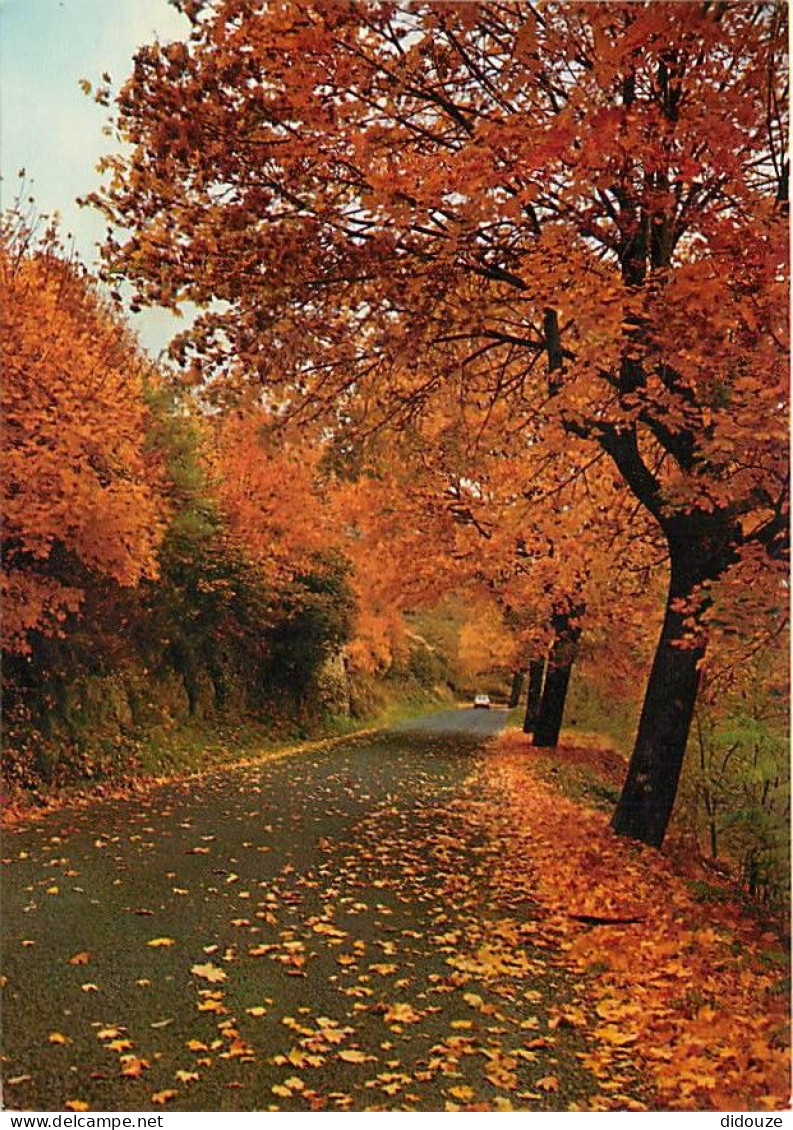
[1,212,165,655]
[91,1,788,846]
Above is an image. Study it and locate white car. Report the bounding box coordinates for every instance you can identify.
[473,694,491,709]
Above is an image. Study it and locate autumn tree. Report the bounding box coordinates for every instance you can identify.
[1,210,165,654]
[91,1,788,846]
[458,429,665,747]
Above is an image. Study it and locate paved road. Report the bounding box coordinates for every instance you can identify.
[396,706,508,735]
[1,715,601,1112]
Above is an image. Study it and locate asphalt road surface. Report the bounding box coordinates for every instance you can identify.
[1,712,615,1112]
[396,705,509,735]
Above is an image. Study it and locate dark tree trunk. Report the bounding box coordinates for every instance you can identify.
[522,659,545,734]
[612,517,735,848]
[532,655,574,748]
[508,669,525,709]
[532,608,582,748]
[611,570,703,847]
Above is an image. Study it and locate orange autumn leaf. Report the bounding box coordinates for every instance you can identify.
[151,1090,178,1105]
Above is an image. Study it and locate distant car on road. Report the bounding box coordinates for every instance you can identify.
[473,694,491,709]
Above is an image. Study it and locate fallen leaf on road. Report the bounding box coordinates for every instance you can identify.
[151,1090,178,1104]
[106,1039,133,1053]
[191,962,226,983]
[595,1024,638,1046]
[383,1002,422,1025]
[338,1049,374,1063]
[536,1075,559,1092]
[448,1086,475,1102]
[120,1056,149,1078]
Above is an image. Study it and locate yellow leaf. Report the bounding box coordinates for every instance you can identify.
[383,1002,422,1025]
[68,951,91,965]
[151,1090,178,1104]
[449,1086,475,1102]
[313,922,347,938]
[197,998,227,1014]
[48,1032,68,1045]
[106,1039,133,1053]
[147,937,176,948]
[175,1070,199,1083]
[338,1049,372,1063]
[65,1101,90,1111]
[595,1024,637,1047]
[81,983,99,992]
[191,962,226,983]
[246,1006,267,1017]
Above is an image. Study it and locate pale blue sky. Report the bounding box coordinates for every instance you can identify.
[1,0,191,355]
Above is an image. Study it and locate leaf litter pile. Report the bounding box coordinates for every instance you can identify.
[1,729,788,1111]
[486,733,790,1111]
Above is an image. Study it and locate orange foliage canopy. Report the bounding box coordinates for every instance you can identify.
[213,411,331,587]
[1,221,165,653]
[214,409,470,673]
[92,0,788,635]
[90,2,788,844]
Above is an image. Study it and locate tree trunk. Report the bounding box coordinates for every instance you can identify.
[611,549,707,848]
[532,607,582,748]
[522,659,545,734]
[532,656,574,748]
[508,669,525,709]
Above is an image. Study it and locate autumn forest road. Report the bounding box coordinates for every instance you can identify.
[1,709,621,1111]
